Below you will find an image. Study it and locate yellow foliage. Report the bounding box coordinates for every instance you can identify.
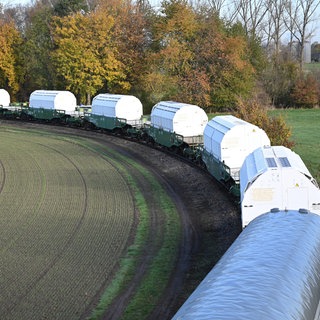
[0,20,21,93]
[51,11,130,104]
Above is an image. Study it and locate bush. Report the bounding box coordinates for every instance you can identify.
[233,98,295,148]
[290,75,319,108]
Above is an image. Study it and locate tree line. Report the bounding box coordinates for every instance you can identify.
[0,0,319,115]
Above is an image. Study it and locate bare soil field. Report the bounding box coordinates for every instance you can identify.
[0,121,241,319]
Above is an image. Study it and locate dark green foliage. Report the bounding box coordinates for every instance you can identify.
[261,59,299,107]
[53,0,89,17]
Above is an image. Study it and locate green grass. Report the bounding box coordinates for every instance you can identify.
[269,108,320,182]
[303,62,320,72]
[120,166,180,320]
[88,170,151,320]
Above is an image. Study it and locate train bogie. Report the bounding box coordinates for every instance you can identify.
[0,106,23,120]
[27,107,69,122]
[84,113,127,131]
[144,125,185,149]
[172,210,320,320]
[201,147,240,196]
[240,146,320,228]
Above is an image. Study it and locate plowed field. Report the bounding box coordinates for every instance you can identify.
[0,121,241,319]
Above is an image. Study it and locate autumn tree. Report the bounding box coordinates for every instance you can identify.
[193,12,257,111]
[290,74,319,108]
[0,17,21,96]
[51,10,130,104]
[141,0,211,110]
[98,0,150,94]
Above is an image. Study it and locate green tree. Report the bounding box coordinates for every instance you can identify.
[20,4,57,98]
[261,55,299,107]
[51,10,130,104]
[53,0,89,17]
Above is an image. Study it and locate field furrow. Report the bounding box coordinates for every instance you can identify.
[0,126,135,320]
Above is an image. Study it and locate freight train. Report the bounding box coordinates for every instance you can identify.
[1,89,320,228]
[2,89,320,319]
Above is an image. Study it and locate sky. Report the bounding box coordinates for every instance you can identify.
[3,0,32,5]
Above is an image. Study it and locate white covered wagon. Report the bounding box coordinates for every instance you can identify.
[91,94,143,123]
[29,90,77,113]
[0,89,10,107]
[28,90,77,121]
[149,101,208,147]
[240,145,320,227]
[87,94,143,130]
[202,115,270,183]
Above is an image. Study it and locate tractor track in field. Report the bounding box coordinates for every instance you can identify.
[3,143,90,316]
[0,160,6,194]
[1,120,242,319]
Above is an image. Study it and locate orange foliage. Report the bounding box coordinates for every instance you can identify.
[290,75,319,108]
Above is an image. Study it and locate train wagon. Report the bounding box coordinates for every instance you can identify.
[240,145,320,228]
[147,101,208,149]
[0,89,10,107]
[28,90,77,121]
[172,209,320,320]
[201,115,270,195]
[85,93,143,131]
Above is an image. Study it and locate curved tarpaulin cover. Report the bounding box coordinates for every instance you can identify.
[172,210,320,320]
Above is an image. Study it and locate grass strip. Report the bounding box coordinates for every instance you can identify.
[120,165,181,320]
[89,169,150,320]
[85,144,181,320]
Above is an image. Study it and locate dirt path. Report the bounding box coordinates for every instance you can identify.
[1,121,242,319]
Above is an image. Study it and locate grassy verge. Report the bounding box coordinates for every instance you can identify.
[120,164,180,320]
[88,169,150,320]
[85,143,181,320]
[269,108,320,181]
